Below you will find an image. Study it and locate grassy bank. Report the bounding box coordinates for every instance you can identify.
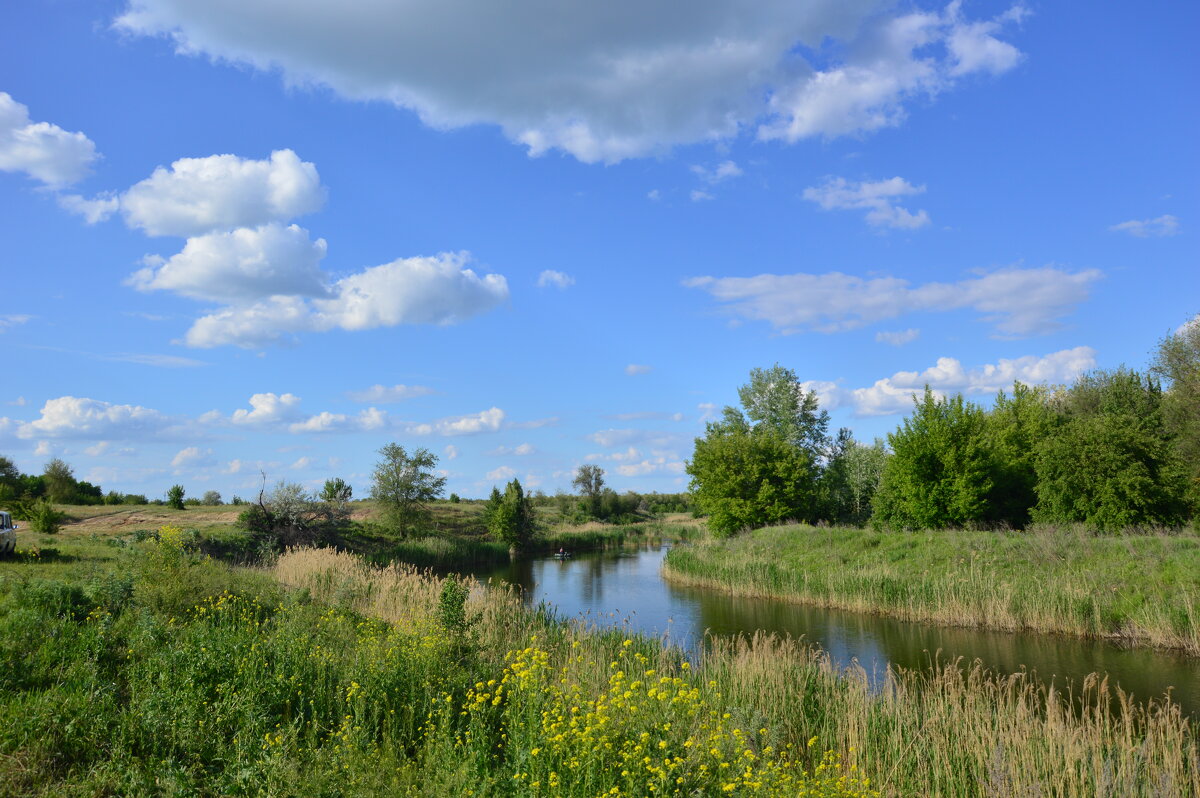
[1,530,1196,795]
[663,524,1200,654]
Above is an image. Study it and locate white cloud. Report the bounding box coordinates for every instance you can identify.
[1109,215,1180,238]
[686,265,1101,337]
[230,392,302,425]
[697,402,718,422]
[346,383,435,403]
[290,456,314,470]
[444,444,458,460]
[105,352,208,368]
[0,92,98,187]
[625,364,653,376]
[588,428,682,450]
[128,223,329,302]
[8,397,27,407]
[690,190,714,202]
[849,345,1096,416]
[172,446,214,468]
[606,411,685,422]
[118,149,323,237]
[875,328,920,346]
[647,189,661,201]
[616,457,686,477]
[508,416,560,430]
[115,2,1022,163]
[803,176,930,229]
[798,380,844,412]
[692,160,743,184]
[537,270,575,289]
[758,5,1025,144]
[183,251,508,348]
[58,193,120,224]
[488,443,535,456]
[409,407,505,437]
[486,465,518,482]
[0,315,31,333]
[17,396,178,440]
[287,407,387,434]
[84,441,110,457]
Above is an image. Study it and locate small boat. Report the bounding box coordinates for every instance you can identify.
[553,550,572,559]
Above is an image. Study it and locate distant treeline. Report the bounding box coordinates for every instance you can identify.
[689,319,1199,535]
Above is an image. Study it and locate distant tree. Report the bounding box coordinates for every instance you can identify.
[736,363,830,459]
[872,388,994,530]
[371,444,445,538]
[166,484,186,510]
[122,493,148,505]
[238,480,330,550]
[483,485,503,527]
[448,492,461,504]
[1033,369,1188,530]
[42,458,78,504]
[0,455,20,501]
[230,495,246,506]
[320,478,353,509]
[201,490,223,506]
[819,431,890,524]
[488,478,537,552]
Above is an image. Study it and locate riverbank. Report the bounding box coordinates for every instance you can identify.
[663,524,1200,655]
[1,530,1195,795]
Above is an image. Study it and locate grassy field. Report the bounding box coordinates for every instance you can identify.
[663,524,1200,655]
[1,527,1195,796]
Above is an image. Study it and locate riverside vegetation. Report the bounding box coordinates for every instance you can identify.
[2,529,1197,796]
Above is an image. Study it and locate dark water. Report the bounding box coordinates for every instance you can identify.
[468,543,1200,718]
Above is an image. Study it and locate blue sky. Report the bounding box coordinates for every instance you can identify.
[1,0,1195,500]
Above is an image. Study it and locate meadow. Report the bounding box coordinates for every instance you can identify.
[0,515,1196,796]
[663,523,1200,654]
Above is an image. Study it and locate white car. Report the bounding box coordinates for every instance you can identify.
[0,511,16,555]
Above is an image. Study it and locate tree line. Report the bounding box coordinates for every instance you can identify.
[688,320,1199,535]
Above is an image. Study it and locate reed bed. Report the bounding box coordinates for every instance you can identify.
[663,524,1200,654]
[277,547,1199,797]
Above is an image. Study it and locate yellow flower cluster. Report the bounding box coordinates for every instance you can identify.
[440,638,878,797]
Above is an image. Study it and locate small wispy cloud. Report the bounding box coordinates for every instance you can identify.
[803,176,930,229]
[537,270,575,289]
[1109,215,1179,238]
[625,364,652,376]
[875,328,920,346]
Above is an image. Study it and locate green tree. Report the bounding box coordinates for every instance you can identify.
[985,382,1055,528]
[320,477,353,509]
[371,444,445,538]
[820,433,890,524]
[572,464,605,518]
[688,422,817,537]
[1151,316,1200,513]
[42,458,78,504]
[736,363,830,459]
[488,478,537,552]
[166,484,186,510]
[1033,369,1188,530]
[872,388,994,530]
[200,490,223,506]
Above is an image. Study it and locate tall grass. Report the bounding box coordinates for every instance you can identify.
[279,547,1199,797]
[664,524,1200,654]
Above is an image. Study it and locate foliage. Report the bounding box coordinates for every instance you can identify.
[41,458,77,504]
[1152,316,1200,512]
[436,574,471,634]
[238,481,336,552]
[24,497,65,534]
[166,484,186,510]
[872,389,994,530]
[688,422,817,537]
[448,492,460,503]
[1033,369,1189,530]
[371,443,445,538]
[320,477,353,508]
[736,362,830,458]
[487,478,537,551]
[984,382,1055,527]
[820,435,889,525]
[200,490,223,506]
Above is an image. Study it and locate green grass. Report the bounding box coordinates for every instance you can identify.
[0,530,1195,796]
[664,523,1200,654]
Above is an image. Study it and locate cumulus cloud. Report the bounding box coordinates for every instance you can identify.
[487,443,535,456]
[1109,215,1180,238]
[114,1,1023,163]
[876,328,920,346]
[803,176,930,229]
[287,407,387,434]
[229,392,302,425]
[117,149,323,236]
[346,383,435,403]
[625,364,653,376]
[848,345,1095,416]
[692,160,743,184]
[127,223,329,302]
[588,428,682,450]
[537,270,574,289]
[444,444,458,460]
[409,407,505,437]
[0,92,98,187]
[615,457,686,478]
[690,190,714,202]
[16,396,179,440]
[686,265,1100,337]
[486,465,518,482]
[183,251,509,348]
[171,446,214,468]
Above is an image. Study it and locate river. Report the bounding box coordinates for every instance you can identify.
[467,542,1200,718]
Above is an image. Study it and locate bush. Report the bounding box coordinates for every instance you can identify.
[166,485,186,510]
[25,498,65,534]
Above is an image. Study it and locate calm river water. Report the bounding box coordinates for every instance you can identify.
[467,542,1199,718]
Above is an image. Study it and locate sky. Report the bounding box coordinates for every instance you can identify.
[0,0,1196,501]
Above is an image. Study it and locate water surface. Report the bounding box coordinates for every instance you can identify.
[468,543,1200,718]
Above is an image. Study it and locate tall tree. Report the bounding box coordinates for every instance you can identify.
[735,363,830,459]
[985,382,1054,528]
[572,464,606,518]
[42,458,78,504]
[488,478,537,552]
[371,444,445,538]
[1151,316,1200,512]
[872,388,994,530]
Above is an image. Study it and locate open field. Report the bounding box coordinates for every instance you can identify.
[664,524,1200,655]
[1,527,1195,796]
